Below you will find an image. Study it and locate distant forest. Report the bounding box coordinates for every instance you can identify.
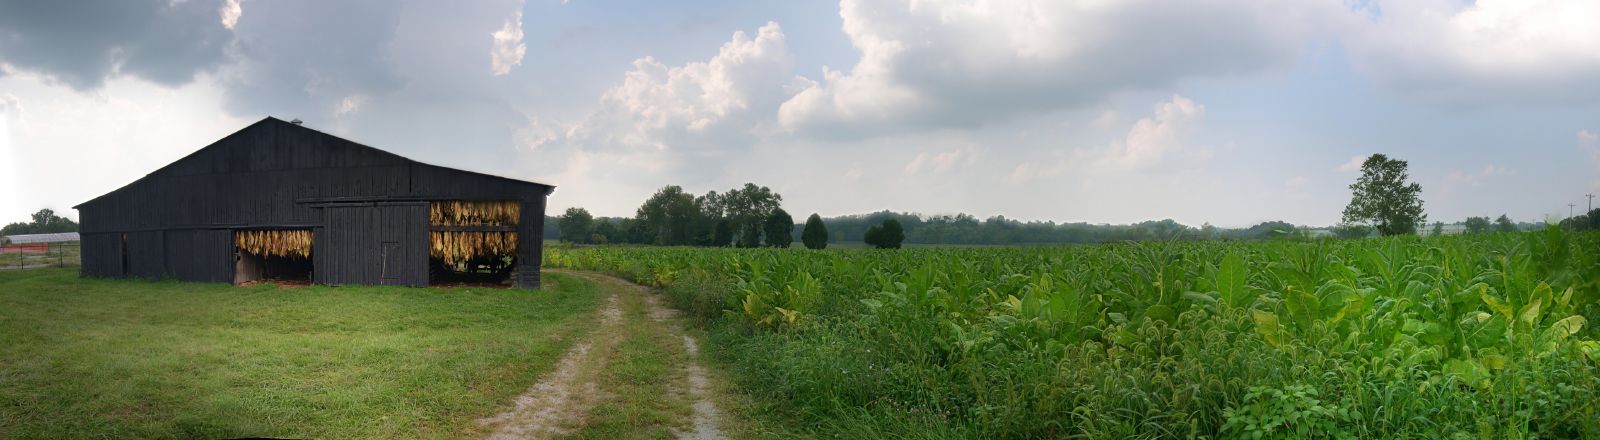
[1,209,79,236]
[543,208,1323,246]
[542,174,1585,246]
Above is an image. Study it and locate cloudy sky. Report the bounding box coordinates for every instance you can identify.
[1,0,1597,227]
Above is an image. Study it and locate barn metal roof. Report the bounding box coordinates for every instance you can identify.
[73,117,555,209]
[3,232,80,244]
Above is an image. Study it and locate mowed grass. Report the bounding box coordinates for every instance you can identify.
[0,268,601,439]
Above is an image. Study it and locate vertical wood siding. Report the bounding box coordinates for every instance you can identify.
[76,117,551,287]
[318,204,428,287]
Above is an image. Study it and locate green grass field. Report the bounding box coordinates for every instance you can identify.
[0,269,601,439]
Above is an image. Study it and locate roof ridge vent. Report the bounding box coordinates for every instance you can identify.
[290,118,303,125]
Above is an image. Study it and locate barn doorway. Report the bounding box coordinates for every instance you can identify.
[233,229,314,286]
[428,201,518,287]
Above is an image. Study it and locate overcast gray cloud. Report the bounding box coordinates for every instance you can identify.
[217,0,405,121]
[1343,0,1600,106]
[777,0,1348,139]
[0,0,234,90]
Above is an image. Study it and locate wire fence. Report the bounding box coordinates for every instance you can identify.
[0,242,80,270]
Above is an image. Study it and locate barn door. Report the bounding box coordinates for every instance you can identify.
[318,204,426,286]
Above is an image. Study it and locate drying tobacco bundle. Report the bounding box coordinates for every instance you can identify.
[430,201,520,226]
[235,230,312,258]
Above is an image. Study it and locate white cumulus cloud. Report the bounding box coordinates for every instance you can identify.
[490,8,526,76]
[220,0,242,30]
[539,22,794,153]
[334,94,368,117]
[1091,94,1209,171]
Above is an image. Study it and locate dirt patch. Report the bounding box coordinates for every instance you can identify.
[476,342,593,439]
[601,294,623,326]
[234,279,312,289]
[477,287,624,439]
[487,270,728,440]
[626,280,725,440]
[641,293,679,322]
[677,335,723,440]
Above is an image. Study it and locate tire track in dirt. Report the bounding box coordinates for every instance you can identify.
[634,290,724,440]
[478,271,728,440]
[566,271,727,440]
[477,291,622,439]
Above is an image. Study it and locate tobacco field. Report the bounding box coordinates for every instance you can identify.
[545,229,1600,438]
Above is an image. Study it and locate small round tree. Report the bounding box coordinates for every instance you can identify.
[801,213,829,249]
[557,207,594,244]
[865,218,904,249]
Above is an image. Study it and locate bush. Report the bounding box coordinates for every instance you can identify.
[663,269,736,324]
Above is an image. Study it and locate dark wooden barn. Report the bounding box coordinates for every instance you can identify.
[74,117,554,288]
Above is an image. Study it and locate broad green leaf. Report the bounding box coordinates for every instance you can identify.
[1518,296,1543,327]
[1481,286,1513,318]
[1251,309,1283,347]
[1284,287,1319,333]
[1580,340,1600,362]
[1533,283,1554,312]
[1550,315,1585,339]
[1480,352,1507,370]
[1217,253,1248,308]
[1443,358,1490,388]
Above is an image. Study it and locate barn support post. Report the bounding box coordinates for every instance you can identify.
[513,194,547,289]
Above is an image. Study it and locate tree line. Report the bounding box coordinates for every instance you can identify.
[543,155,1577,248]
[548,184,1329,248]
[1,209,79,236]
[556,183,800,248]
[552,183,912,249]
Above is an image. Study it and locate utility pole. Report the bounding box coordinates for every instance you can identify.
[1588,193,1595,213]
[1570,203,1577,229]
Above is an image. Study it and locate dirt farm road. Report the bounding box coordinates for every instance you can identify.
[478,270,729,440]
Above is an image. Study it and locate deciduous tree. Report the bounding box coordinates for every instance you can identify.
[557,207,594,244]
[1495,214,1517,233]
[1342,154,1426,235]
[865,218,905,249]
[764,208,794,248]
[1463,216,1491,234]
